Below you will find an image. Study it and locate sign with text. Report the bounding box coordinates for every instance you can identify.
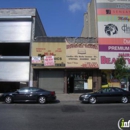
[31,57,41,63]
[44,56,55,66]
[32,42,66,67]
[65,38,99,68]
[99,52,130,69]
[99,45,130,52]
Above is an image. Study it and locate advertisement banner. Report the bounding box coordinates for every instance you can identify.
[99,52,130,69]
[31,42,66,67]
[99,45,130,52]
[44,56,55,66]
[97,3,130,9]
[96,0,130,3]
[65,38,99,68]
[97,9,130,15]
[98,16,130,22]
[98,38,130,45]
[98,22,130,38]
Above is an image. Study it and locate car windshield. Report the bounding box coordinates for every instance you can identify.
[18,87,29,93]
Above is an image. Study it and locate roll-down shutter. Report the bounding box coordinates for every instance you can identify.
[39,70,64,93]
[0,56,30,81]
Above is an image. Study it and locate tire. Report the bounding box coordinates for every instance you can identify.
[38,96,46,104]
[5,96,12,104]
[89,97,97,104]
[121,96,128,104]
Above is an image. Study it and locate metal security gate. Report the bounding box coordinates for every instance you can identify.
[0,56,30,82]
[39,70,64,93]
[0,19,32,43]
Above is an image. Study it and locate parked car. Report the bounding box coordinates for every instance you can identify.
[0,87,56,104]
[79,87,130,104]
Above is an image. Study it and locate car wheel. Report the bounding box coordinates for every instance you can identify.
[89,97,97,104]
[121,96,128,104]
[5,96,12,104]
[38,96,46,104]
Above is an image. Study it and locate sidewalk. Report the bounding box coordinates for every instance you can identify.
[56,93,81,102]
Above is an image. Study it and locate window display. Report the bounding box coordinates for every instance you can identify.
[67,72,91,93]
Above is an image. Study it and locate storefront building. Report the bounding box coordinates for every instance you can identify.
[0,8,46,92]
[0,8,101,93]
[32,37,100,93]
[96,0,130,90]
[81,0,130,91]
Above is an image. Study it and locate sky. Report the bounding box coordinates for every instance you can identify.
[0,0,91,37]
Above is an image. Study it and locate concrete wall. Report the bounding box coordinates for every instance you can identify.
[34,10,47,38]
[0,8,36,16]
[89,0,97,38]
[81,0,97,38]
[81,13,89,37]
[0,8,47,40]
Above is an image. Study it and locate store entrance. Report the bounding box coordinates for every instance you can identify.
[67,71,92,93]
[67,75,74,93]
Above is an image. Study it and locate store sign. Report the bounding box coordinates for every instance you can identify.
[97,9,130,15]
[99,45,130,52]
[98,22,130,38]
[99,52,130,69]
[44,56,55,66]
[65,38,99,68]
[31,42,66,67]
[98,16,130,22]
[98,38,130,45]
[31,57,41,63]
[97,3,130,9]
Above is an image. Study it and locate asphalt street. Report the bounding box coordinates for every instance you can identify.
[0,101,129,130]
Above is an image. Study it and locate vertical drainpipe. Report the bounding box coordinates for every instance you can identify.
[29,16,35,87]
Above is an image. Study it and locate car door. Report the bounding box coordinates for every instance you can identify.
[106,88,118,102]
[13,87,30,101]
[27,88,39,101]
[96,88,111,102]
[111,88,124,102]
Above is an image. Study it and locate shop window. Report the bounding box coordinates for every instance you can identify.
[67,72,90,93]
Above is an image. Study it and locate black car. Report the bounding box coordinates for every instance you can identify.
[79,87,130,104]
[0,87,56,104]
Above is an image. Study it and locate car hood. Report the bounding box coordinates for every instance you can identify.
[81,92,96,96]
[3,92,15,96]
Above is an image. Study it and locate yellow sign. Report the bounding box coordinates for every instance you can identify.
[32,42,66,67]
[66,38,99,68]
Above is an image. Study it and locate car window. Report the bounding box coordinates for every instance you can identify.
[113,88,124,92]
[18,87,29,93]
[101,88,108,93]
[101,88,112,93]
[29,88,39,92]
[97,89,102,93]
[110,88,116,92]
